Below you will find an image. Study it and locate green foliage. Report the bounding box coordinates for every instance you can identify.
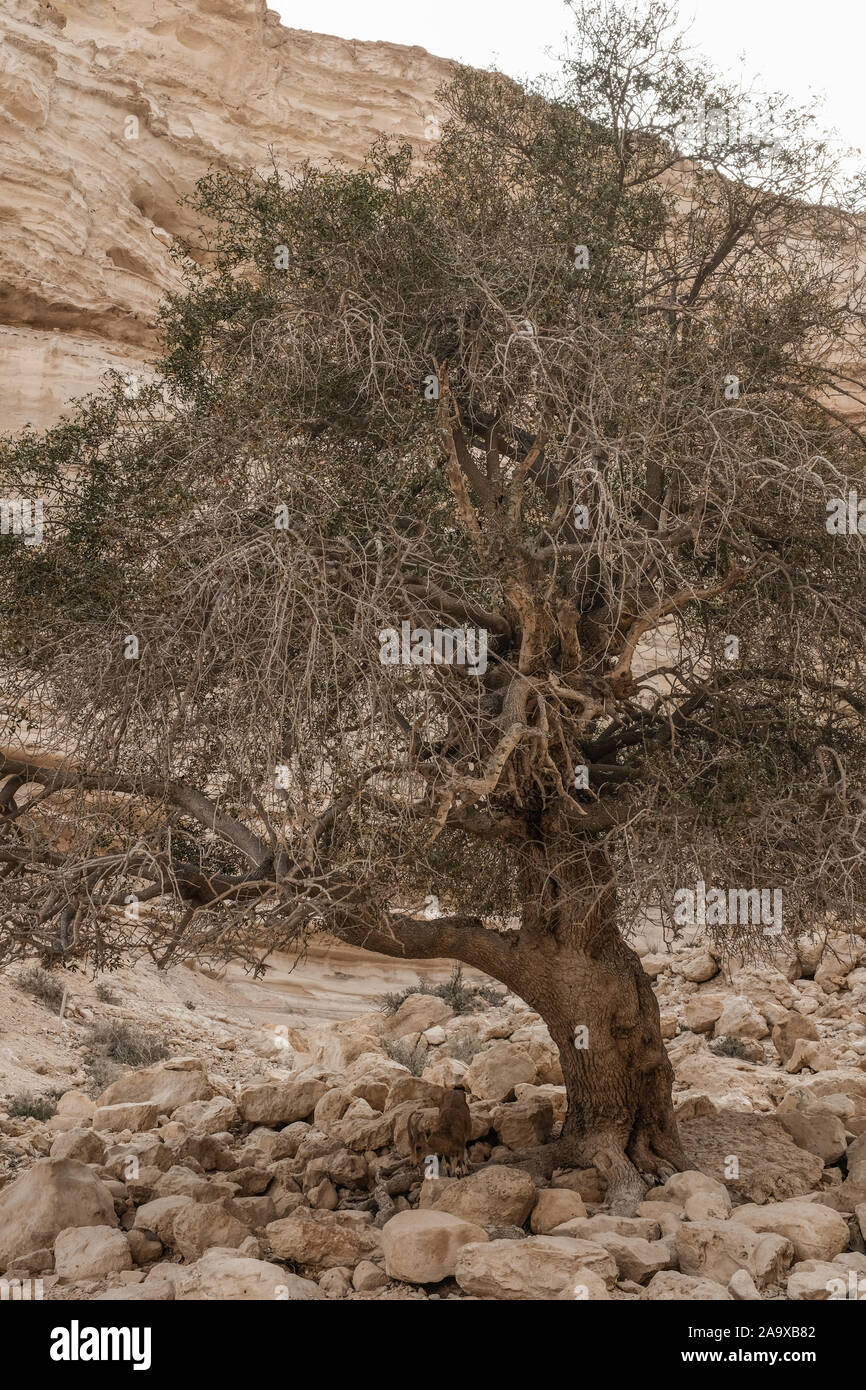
[82,1055,123,1098]
[378,964,505,1016]
[0,1,864,972]
[444,1036,486,1065]
[17,967,66,1013]
[83,1020,170,1069]
[382,1038,429,1075]
[5,1087,65,1121]
[709,1035,761,1061]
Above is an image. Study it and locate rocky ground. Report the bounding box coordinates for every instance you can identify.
[1,927,865,1301]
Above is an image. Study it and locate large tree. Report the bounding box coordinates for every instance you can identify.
[2,2,865,1210]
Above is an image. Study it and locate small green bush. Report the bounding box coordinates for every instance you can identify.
[709,1035,758,1061]
[82,1055,122,1098]
[6,1087,65,1120]
[378,964,506,1017]
[83,1019,170,1068]
[94,981,120,1004]
[444,1036,485,1065]
[378,980,435,1016]
[17,967,66,1013]
[383,1038,428,1076]
[474,983,507,1007]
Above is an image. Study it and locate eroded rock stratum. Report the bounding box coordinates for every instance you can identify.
[0,0,451,432]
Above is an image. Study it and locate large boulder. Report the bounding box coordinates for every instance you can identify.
[584,1231,675,1284]
[304,1149,369,1193]
[814,939,864,992]
[772,1014,820,1063]
[455,1236,613,1300]
[731,1201,850,1263]
[676,1219,794,1288]
[802,1071,866,1116]
[92,1101,160,1133]
[492,1096,554,1148]
[683,994,726,1035]
[673,950,719,984]
[430,1165,537,1226]
[680,1113,824,1203]
[49,1129,106,1164]
[171,1200,251,1261]
[96,1057,212,1111]
[47,1090,96,1134]
[727,966,796,1022]
[552,1214,661,1242]
[382,1210,488,1283]
[643,1271,732,1300]
[509,1028,563,1085]
[530,1189,588,1234]
[265,1209,381,1269]
[329,1101,394,1152]
[514,1083,567,1126]
[464,1043,536,1101]
[313,1087,352,1132]
[153,1165,223,1202]
[663,1170,732,1221]
[386,1077,446,1111]
[0,1160,117,1272]
[786,1039,835,1074]
[174,1250,323,1300]
[713,996,769,1041]
[342,1055,408,1110]
[381,995,454,1040]
[133,1196,191,1245]
[283,1016,384,1071]
[170,1096,238,1134]
[422,1055,469,1089]
[237,1077,327,1127]
[54,1226,133,1279]
[551,1168,606,1203]
[775,1092,847,1165]
[786,1259,860,1300]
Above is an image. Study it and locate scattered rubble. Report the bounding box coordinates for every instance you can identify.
[1,926,865,1300]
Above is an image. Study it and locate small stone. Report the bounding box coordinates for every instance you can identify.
[318,1266,353,1298]
[126,1228,162,1265]
[530,1189,587,1234]
[728,1268,762,1300]
[352,1259,388,1291]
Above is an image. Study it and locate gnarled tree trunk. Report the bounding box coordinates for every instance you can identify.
[504,811,686,1210]
[341,811,685,1214]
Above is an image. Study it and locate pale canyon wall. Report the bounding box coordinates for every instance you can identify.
[0,0,452,433]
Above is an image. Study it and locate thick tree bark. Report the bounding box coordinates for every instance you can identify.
[499,810,686,1210]
[338,815,685,1214]
[507,916,686,1211]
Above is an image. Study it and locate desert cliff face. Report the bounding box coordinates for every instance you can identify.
[0,0,452,432]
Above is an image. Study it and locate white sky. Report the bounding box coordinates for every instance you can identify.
[274,0,866,159]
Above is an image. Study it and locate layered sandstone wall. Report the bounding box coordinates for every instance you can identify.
[0,0,451,432]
